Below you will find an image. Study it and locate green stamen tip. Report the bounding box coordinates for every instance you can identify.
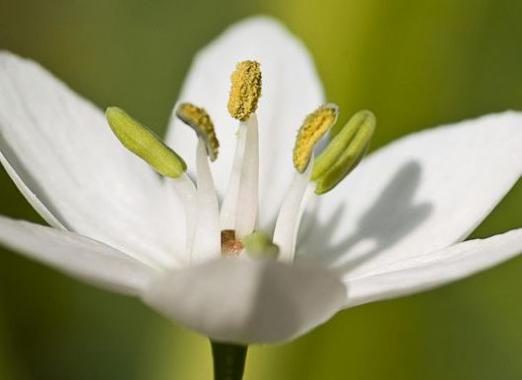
[105,107,186,178]
[313,110,376,194]
[242,231,280,260]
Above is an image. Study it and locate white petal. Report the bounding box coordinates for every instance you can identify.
[0,215,158,295]
[143,258,346,344]
[0,51,182,267]
[344,228,522,307]
[166,16,324,231]
[299,112,522,276]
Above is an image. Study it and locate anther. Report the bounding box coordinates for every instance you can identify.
[175,102,219,161]
[105,107,186,178]
[293,104,339,173]
[313,110,376,194]
[227,60,262,121]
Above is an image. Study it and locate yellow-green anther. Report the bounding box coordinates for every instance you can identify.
[175,102,220,161]
[242,231,280,260]
[293,104,339,173]
[227,60,262,121]
[105,107,186,178]
[313,110,376,194]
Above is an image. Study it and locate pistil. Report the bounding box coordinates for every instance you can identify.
[221,229,244,256]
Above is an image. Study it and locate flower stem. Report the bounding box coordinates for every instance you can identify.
[210,340,248,380]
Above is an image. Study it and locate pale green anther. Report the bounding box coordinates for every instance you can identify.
[313,110,376,194]
[242,231,280,260]
[105,107,186,178]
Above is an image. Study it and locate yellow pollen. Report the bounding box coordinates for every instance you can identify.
[293,104,339,173]
[227,60,262,121]
[176,102,219,161]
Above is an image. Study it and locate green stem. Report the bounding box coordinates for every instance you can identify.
[210,340,248,380]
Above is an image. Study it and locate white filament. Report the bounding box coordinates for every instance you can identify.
[273,158,314,263]
[220,114,259,238]
[235,114,259,237]
[191,139,221,263]
[220,124,247,229]
[170,173,197,263]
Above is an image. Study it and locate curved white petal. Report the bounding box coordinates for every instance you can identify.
[0,51,182,267]
[143,258,346,344]
[166,16,324,231]
[0,215,158,295]
[344,228,522,307]
[299,112,522,277]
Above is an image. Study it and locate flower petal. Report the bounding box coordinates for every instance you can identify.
[0,215,158,295]
[0,51,182,267]
[344,228,522,307]
[166,16,324,230]
[299,112,522,276]
[143,258,346,344]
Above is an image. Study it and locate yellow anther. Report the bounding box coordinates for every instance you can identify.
[293,104,339,173]
[176,103,219,161]
[227,60,262,121]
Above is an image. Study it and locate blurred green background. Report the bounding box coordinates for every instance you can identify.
[1,0,521,379]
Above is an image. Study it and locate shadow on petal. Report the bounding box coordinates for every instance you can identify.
[142,259,346,344]
[298,160,433,275]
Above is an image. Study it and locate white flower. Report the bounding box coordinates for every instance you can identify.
[0,16,521,345]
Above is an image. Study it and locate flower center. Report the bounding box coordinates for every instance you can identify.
[104,60,376,265]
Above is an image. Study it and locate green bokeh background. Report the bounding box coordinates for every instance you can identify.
[1,0,521,379]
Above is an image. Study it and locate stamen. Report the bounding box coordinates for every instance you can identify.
[191,139,221,263]
[168,174,197,260]
[219,126,246,230]
[273,158,314,262]
[227,60,262,121]
[293,104,339,173]
[105,107,186,178]
[273,108,373,262]
[176,103,219,161]
[106,107,197,258]
[313,110,376,194]
[221,61,262,238]
[174,104,221,263]
[234,115,259,237]
[220,115,259,238]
